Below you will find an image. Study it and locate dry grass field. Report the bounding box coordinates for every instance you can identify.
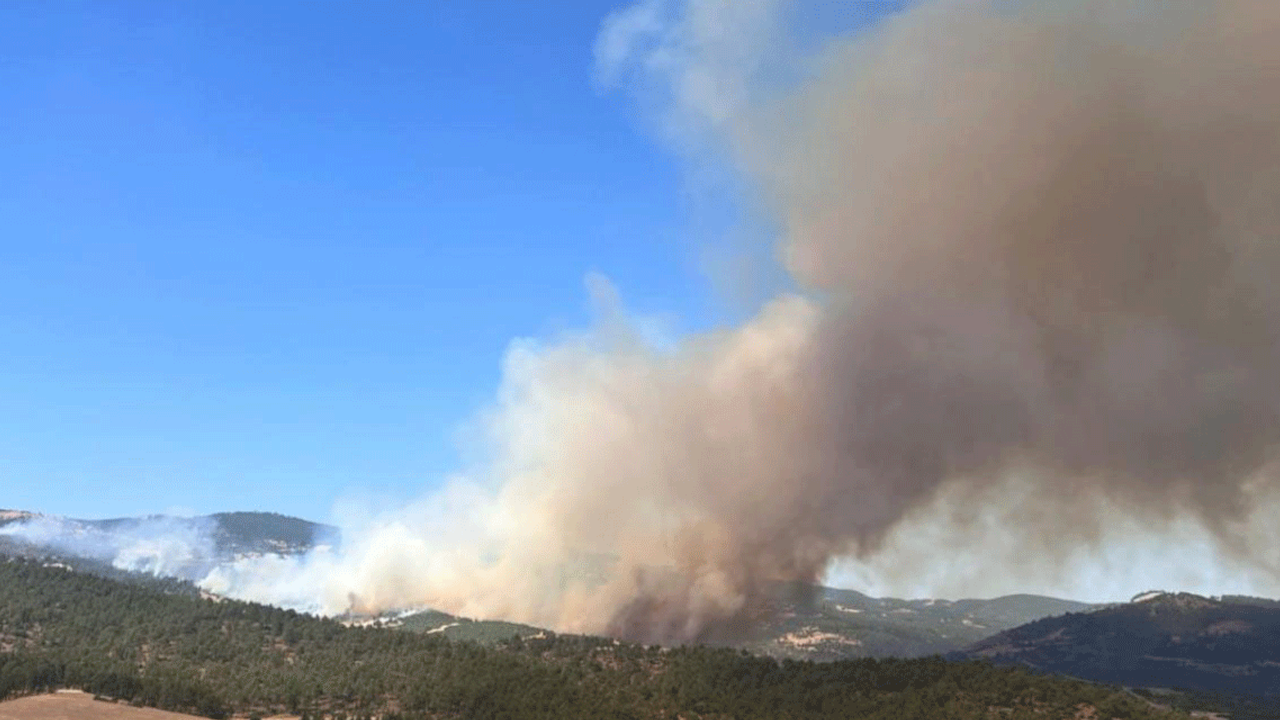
[0,690,299,720]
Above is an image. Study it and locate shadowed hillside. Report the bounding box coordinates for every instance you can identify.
[962,592,1280,696]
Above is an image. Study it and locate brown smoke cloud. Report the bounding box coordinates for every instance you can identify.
[208,0,1280,643]
[759,0,1280,539]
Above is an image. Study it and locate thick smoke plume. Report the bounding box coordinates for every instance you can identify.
[211,0,1280,642]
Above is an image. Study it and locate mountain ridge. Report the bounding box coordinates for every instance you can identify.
[958,591,1280,696]
[1,507,1094,659]
[0,509,337,556]
[0,557,1183,720]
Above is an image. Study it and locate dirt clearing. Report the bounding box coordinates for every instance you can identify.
[0,691,207,720]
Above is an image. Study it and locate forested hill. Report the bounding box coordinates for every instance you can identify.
[0,559,1184,720]
[0,510,336,559]
[963,591,1280,696]
[3,508,1094,662]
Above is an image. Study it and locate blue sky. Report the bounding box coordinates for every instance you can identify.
[2,1,900,521]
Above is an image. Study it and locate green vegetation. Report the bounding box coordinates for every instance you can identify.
[3,508,1098,662]
[0,509,334,563]
[392,610,546,645]
[0,538,202,597]
[207,511,336,552]
[389,583,1097,662]
[0,558,1185,719]
[966,592,1280,697]
[1130,687,1280,720]
[733,585,1093,660]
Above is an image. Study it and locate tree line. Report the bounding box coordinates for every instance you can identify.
[0,558,1185,719]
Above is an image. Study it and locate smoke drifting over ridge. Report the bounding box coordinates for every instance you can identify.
[212,0,1280,642]
[0,515,218,578]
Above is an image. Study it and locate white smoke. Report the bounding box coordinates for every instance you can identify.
[1,515,217,578]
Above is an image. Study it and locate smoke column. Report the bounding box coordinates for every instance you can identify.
[209,0,1280,642]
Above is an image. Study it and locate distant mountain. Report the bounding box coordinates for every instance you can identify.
[0,509,336,581]
[960,591,1280,696]
[379,583,1093,660]
[84,511,336,555]
[206,510,337,555]
[729,583,1094,660]
[0,509,37,526]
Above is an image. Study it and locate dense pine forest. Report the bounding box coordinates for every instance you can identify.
[0,559,1184,719]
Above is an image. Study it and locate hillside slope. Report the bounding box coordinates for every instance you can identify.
[383,582,1094,660]
[736,584,1094,660]
[2,507,1094,659]
[0,558,1183,720]
[0,510,335,580]
[962,592,1280,696]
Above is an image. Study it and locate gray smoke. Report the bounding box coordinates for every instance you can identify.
[200,0,1280,643]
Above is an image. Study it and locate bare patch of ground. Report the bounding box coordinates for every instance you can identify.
[0,691,206,720]
[0,691,302,720]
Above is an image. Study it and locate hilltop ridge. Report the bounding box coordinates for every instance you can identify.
[961,590,1280,696]
[0,558,1185,720]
